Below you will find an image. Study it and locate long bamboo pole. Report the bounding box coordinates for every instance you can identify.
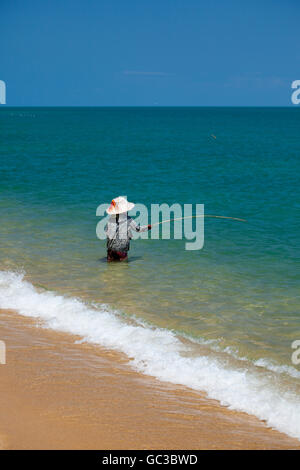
[151,214,247,227]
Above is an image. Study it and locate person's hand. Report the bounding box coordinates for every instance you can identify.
[148,224,152,230]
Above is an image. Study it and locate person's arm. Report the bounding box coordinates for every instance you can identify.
[129,218,151,232]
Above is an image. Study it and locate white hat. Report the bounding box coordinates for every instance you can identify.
[106,196,135,215]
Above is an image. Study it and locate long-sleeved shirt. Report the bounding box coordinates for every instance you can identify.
[105,214,149,252]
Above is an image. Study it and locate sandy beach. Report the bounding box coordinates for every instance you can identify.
[0,308,299,450]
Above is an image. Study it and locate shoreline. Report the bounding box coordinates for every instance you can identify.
[0,308,299,450]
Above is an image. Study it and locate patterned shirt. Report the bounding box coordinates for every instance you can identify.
[105,214,149,252]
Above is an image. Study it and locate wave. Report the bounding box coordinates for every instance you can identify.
[0,270,300,440]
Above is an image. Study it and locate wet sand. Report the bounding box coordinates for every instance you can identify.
[0,308,299,450]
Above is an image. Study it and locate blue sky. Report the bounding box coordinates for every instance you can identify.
[1,0,299,106]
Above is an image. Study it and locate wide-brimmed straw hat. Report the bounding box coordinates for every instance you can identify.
[106,196,135,215]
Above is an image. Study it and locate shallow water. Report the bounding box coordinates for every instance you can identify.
[0,107,299,438]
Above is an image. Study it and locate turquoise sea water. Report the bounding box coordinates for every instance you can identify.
[0,107,300,437]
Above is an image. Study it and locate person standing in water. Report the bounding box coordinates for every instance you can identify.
[105,196,151,262]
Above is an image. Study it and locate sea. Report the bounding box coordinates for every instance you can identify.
[0,106,299,439]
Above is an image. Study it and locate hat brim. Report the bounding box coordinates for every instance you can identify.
[106,202,135,215]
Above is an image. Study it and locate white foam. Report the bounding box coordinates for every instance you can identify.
[254,358,300,379]
[1,270,300,440]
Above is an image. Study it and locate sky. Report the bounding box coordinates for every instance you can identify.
[1,0,299,106]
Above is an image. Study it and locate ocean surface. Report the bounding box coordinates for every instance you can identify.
[0,107,299,438]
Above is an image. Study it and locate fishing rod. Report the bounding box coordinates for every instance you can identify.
[151,214,247,227]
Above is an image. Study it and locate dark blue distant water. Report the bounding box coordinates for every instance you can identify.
[0,107,300,438]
